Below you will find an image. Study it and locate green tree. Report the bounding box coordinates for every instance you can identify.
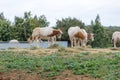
[0,12,11,41]
[92,14,109,48]
[56,17,85,41]
[13,12,49,41]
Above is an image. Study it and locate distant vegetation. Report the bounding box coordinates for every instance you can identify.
[0,11,120,48]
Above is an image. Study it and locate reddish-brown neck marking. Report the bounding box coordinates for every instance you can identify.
[47,30,60,37]
[74,31,85,40]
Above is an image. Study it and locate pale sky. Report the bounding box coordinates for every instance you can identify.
[0,0,120,26]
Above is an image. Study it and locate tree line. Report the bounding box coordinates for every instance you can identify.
[0,11,120,48]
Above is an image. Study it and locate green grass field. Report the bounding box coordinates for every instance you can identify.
[0,48,120,80]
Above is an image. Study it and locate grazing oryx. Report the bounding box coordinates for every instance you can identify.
[112,31,120,48]
[28,27,63,47]
[68,26,94,47]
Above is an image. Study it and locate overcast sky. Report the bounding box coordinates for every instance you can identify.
[0,0,120,26]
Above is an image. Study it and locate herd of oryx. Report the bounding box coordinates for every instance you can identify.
[28,26,120,48]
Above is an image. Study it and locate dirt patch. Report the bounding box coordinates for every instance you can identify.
[66,47,120,54]
[0,70,42,80]
[0,70,100,80]
[3,48,58,56]
[4,47,120,55]
[50,70,100,80]
[27,48,58,55]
